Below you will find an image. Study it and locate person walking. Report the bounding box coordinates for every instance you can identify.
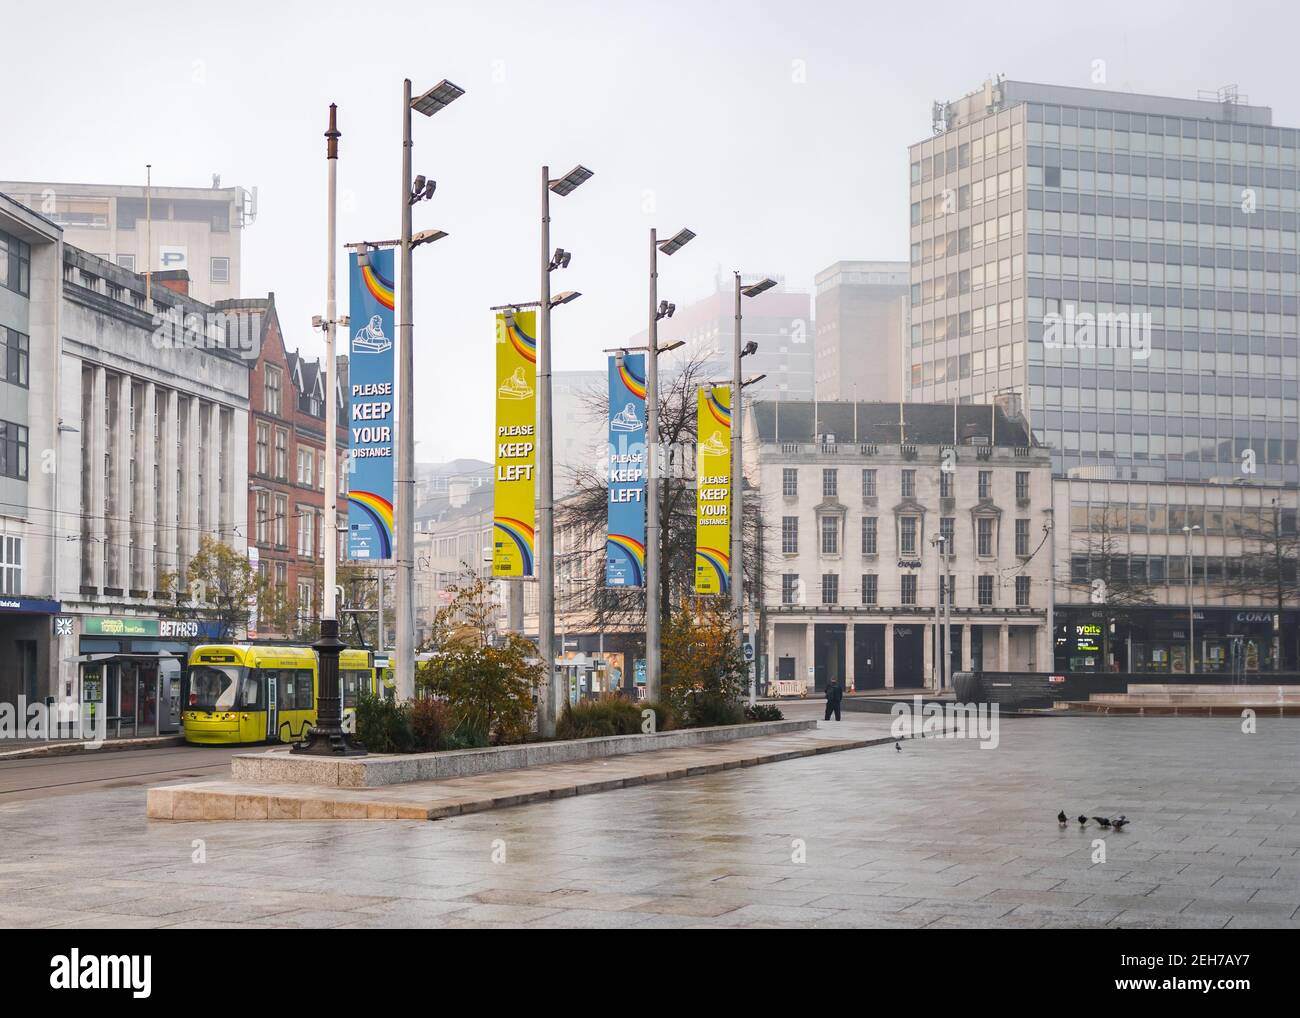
[824,675,843,722]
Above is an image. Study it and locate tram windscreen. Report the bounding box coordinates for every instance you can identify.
[187,665,242,710]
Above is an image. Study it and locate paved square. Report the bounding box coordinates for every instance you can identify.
[1,709,1297,928]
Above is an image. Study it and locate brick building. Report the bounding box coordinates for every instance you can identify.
[220,295,348,637]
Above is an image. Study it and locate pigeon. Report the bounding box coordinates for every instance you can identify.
[1077,815,1089,826]
[895,741,902,752]
[1112,816,1130,831]
[1092,816,1113,828]
[1057,810,1068,825]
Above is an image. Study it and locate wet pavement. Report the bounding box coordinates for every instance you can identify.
[1,708,1297,928]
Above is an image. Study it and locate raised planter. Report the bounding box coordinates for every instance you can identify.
[231,718,817,788]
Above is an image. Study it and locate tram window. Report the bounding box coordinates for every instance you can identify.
[280,670,313,710]
[187,666,240,710]
[242,671,263,709]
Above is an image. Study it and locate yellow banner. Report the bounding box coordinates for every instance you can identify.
[694,385,731,595]
[493,310,537,577]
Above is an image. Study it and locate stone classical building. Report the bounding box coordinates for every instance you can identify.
[747,399,1053,690]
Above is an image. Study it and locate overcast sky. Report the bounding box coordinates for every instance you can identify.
[5,0,1300,461]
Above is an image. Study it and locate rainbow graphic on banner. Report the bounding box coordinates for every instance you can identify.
[606,353,647,587]
[347,491,394,559]
[694,385,732,595]
[493,310,538,577]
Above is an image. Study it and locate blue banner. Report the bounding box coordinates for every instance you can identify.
[606,353,647,587]
[346,249,396,561]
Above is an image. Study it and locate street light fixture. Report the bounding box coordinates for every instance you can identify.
[536,162,593,737]
[411,228,448,248]
[393,76,464,704]
[644,225,695,704]
[733,273,775,704]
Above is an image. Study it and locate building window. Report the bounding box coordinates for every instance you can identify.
[210,256,230,284]
[901,574,917,605]
[0,420,29,480]
[782,468,798,496]
[0,230,31,297]
[275,560,288,593]
[978,574,994,606]
[265,365,282,416]
[274,428,288,480]
[978,470,992,499]
[862,516,878,554]
[939,469,952,498]
[822,468,838,498]
[0,535,21,594]
[782,574,800,604]
[1015,470,1030,501]
[117,254,135,271]
[977,517,994,557]
[297,508,315,557]
[255,491,268,544]
[1015,575,1030,607]
[255,422,269,475]
[940,516,955,553]
[862,468,877,497]
[861,573,878,605]
[820,516,839,555]
[297,447,314,487]
[1015,518,1030,556]
[901,469,915,498]
[821,573,839,605]
[297,580,313,625]
[1,328,29,388]
[781,516,798,554]
[273,494,288,547]
[899,516,917,556]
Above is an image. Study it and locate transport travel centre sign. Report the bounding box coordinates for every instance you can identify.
[81,616,208,639]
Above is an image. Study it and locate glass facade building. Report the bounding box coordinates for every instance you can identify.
[908,80,1300,485]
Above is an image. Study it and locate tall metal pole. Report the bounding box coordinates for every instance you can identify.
[1185,527,1195,675]
[933,539,943,690]
[1045,511,1056,672]
[942,545,951,690]
[538,165,558,735]
[395,78,416,701]
[297,103,361,755]
[144,164,152,303]
[732,272,749,704]
[645,229,661,703]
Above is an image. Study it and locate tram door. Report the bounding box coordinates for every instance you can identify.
[264,670,278,741]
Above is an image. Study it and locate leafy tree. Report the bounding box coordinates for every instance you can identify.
[160,536,270,641]
[661,598,747,725]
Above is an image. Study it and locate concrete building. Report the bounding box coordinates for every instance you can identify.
[907,78,1299,485]
[814,261,910,401]
[0,233,252,721]
[1051,475,1298,673]
[747,399,1053,690]
[0,178,255,304]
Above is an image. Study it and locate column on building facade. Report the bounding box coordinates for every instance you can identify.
[923,621,934,689]
[999,622,1010,672]
[204,402,221,542]
[113,374,132,590]
[884,621,895,689]
[182,395,202,572]
[844,621,855,691]
[87,365,107,589]
[158,388,179,591]
[765,619,776,686]
[804,621,815,688]
[962,623,974,672]
[139,382,157,592]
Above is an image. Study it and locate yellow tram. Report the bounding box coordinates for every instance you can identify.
[182,644,381,745]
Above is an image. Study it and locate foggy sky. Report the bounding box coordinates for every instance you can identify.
[4,0,1299,462]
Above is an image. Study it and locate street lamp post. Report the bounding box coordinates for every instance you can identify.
[930,534,946,691]
[644,227,694,704]
[1183,523,1201,674]
[395,77,463,702]
[296,103,363,755]
[734,274,774,705]
[537,164,593,738]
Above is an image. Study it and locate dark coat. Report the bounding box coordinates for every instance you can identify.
[826,681,843,705]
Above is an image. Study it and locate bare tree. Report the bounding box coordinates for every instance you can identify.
[1066,504,1156,670]
[1221,500,1299,670]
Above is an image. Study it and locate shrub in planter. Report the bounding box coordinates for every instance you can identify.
[639,699,676,733]
[687,693,745,728]
[556,696,646,739]
[744,702,784,722]
[409,696,453,752]
[354,691,414,754]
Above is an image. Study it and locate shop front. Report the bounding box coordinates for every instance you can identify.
[75,616,224,737]
[1056,607,1297,674]
[0,596,61,705]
